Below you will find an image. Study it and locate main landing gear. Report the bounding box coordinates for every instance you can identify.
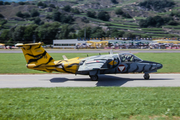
[144,73,150,80]
[89,75,98,81]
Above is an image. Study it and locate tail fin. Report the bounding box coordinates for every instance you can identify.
[16,42,55,72]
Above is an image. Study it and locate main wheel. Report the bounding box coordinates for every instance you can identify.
[90,75,98,81]
[144,73,150,80]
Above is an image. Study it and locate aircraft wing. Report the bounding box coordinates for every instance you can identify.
[78,54,119,71]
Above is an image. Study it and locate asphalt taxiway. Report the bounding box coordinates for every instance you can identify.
[0,74,179,88]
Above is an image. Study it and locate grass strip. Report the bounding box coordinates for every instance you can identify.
[0,87,180,119]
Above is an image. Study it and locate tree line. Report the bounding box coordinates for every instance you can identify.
[0,22,150,45]
[139,0,175,11]
[139,15,179,28]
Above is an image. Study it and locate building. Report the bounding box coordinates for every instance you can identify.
[53,39,86,49]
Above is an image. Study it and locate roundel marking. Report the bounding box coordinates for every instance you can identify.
[118,64,126,72]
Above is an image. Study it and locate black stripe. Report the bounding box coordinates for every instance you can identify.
[66,63,79,68]
[149,64,153,71]
[125,63,130,73]
[26,51,46,58]
[27,46,32,50]
[113,58,120,68]
[133,65,139,72]
[28,59,38,64]
[141,65,146,72]
[27,51,47,64]
[33,57,53,68]
[35,45,41,49]
[60,63,72,73]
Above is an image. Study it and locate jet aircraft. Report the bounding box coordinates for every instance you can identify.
[16,42,163,81]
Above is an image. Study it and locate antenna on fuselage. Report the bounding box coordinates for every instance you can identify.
[109,49,113,54]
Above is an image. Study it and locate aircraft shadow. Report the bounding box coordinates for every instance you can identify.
[96,75,173,86]
[50,75,173,87]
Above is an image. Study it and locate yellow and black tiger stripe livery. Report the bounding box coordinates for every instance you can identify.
[16,42,82,73]
[16,42,163,81]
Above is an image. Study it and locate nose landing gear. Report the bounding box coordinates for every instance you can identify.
[144,73,150,80]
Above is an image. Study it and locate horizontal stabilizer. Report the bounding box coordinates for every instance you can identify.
[62,55,68,60]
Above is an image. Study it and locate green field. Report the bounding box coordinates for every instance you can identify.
[0,52,180,73]
[0,87,180,119]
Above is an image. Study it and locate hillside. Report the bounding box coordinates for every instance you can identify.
[0,0,180,44]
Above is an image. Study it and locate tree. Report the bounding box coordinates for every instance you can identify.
[0,1,4,5]
[49,4,55,8]
[87,11,96,18]
[168,20,179,25]
[71,8,80,14]
[106,29,125,38]
[18,2,25,5]
[154,16,164,27]
[52,11,61,21]
[0,13,4,18]
[12,26,25,42]
[4,2,10,5]
[0,20,7,26]
[123,32,135,39]
[139,16,167,28]
[58,25,70,39]
[122,13,132,18]
[35,22,60,43]
[163,17,172,24]
[170,11,180,17]
[139,0,175,11]
[91,27,106,38]
[78,27,91,38]
[16,11,24,18]
[23,24,38,42]
[61,15,74,23]
[115,8,123,15]
[111,0,118,4]
[34,17,41,25]
[63,5,71,12]
[112,29,124,37]
[37,2,44,6]
[146,17,156,26]
[43,3,47,8]
[98,11,110,21]
[139,19,148,28]
[0,29,9,40]
[31,9,40,17]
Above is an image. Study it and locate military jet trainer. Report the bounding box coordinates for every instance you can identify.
[16,42,163,81]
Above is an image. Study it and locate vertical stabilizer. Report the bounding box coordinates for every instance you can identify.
[16,42,55,72]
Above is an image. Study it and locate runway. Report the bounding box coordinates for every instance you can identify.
[0,74,180,88]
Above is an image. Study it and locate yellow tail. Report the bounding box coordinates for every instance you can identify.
[16,42,55,72]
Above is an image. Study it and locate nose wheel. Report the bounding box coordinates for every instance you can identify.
[89,75,98,81]
[144,73,150,80]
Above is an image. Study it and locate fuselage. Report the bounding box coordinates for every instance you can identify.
[38,53,162,75]
[16,42,162,80]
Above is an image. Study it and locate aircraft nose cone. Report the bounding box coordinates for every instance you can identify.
[156,63,163,69]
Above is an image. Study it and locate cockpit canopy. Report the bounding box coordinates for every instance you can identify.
[119,53,142,62]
